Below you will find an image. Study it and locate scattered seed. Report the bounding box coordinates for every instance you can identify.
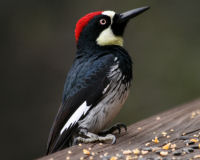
[191,111,196,118]
[99,143,103,146]
[190,138,199,143]
[162,132,167,137]
[91,152,95,156]
[78,143,82,146]
[160,151,168,156]
[156,116,161,120]
[83,149,90,155]
[194,134,199,137]
[123,150,132,155]
[182,132,186,136]
[89,156,93,160]
[170,144,176,149]
[68,150,72,154]
[126,155,133,160]
[66,157,70,160]
[152,137,159,143]
[162,143,171,150]
[141,150,148,155]
[166,135,170,138]
[169,129,174,132]
[80,157,84,160]
[104,153,108,156]
[133,148,140,155]
[194,154,200,159]
[137,127,142,130]
[110,156,117,160]
[145,142,150,146]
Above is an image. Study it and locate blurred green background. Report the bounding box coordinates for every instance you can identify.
[1,0,200,159]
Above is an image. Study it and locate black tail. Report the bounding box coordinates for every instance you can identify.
[46,123,78,155]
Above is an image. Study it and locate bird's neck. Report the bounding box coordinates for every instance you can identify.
[76,40,124,55]
[77,39,98,51]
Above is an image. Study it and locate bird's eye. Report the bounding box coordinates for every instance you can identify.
[99,19,107,25]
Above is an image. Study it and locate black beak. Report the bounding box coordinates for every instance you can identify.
[118,6,150,23]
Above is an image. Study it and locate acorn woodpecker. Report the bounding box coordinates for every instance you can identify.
[46,6,149,154]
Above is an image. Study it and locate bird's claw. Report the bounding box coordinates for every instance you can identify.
[74,132,116,144]
[98,134,116,144]
[98,123,127,136]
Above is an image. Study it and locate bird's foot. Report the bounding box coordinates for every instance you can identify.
[74,128,116,144]
[98,122,127,136]
[75,134,116,144]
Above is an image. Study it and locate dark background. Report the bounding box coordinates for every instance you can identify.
[1,0,200,159]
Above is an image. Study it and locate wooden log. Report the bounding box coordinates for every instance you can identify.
[38,99,200,160]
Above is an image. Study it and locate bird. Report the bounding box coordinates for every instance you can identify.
[46,6,149,154]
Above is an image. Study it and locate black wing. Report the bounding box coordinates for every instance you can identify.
[46,53,114,154]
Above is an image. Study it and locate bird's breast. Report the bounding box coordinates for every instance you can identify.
[78,62,131,133]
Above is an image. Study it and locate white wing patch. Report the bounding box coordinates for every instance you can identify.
[60,101,91,134]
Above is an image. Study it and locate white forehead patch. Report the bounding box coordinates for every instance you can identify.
[102,11,115,20]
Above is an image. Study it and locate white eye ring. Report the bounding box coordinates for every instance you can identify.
[99,19,107,25]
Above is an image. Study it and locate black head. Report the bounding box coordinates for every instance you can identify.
[75,7,150,49]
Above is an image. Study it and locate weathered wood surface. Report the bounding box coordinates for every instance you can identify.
[38,99,200,160]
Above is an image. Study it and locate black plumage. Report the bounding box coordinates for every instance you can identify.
[47,45,132,153]
[46,7,149,154]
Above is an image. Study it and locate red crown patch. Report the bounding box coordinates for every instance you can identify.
[75,11,102,43]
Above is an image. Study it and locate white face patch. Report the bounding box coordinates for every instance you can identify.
[97,11,123,46]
